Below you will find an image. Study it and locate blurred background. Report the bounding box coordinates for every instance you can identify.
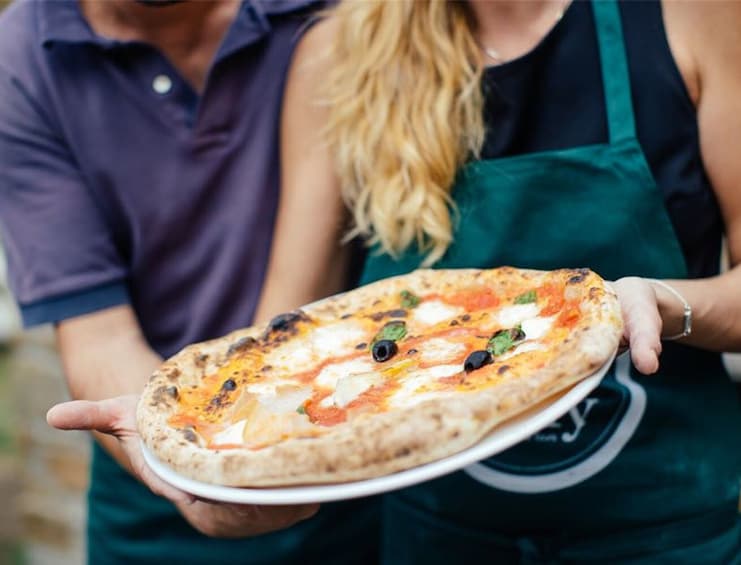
[0,240,88,565]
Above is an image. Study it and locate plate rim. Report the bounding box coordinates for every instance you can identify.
[141,353,614,505]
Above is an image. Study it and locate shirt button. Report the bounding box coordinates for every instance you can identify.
[152,74,172,95]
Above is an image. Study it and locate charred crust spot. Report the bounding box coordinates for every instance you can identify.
[340,313,351,319]
[407,348,418,355]
[497,365,511,374]
[227,336,258,357]
[369,309,407,322]
[355,342,367,350]
[567,268,590,284]
[221,379,237,391]
[449,320,459,326]
[151,385,178,406]
[180,428,198,443]
[325,464,336,473]
[206,383,235,411]
[450,430,460,439]
[194,353,209,367]
[265,311,309,336]
[167,368,181,381]
[260,365,273,372]
[461,314,471,322]
[394,447,411,457]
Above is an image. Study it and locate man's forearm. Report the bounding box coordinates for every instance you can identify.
[56,305,162,472]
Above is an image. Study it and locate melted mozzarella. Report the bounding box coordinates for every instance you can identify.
[333,372,384,408]
[412,300,463,326]
[496,303,539,327]
[258,386,312,413]
[212,419,247,445]
[265,339,314,369]
[312,321,368,357]
[390,364,461,408]
[521,316,555,340]
[498,341,546,361]
[419,338,467,364]
[246,379,300,396]
[315,358,375,388]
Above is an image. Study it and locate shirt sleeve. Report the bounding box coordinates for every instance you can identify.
[0,65,130,327]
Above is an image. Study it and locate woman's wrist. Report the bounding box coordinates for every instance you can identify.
[647,279,692,341]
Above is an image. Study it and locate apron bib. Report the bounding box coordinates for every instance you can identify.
[361,1,741,560]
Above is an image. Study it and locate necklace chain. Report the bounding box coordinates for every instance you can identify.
[477,1,570,65]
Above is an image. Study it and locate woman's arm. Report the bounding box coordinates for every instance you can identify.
[254,20,350,324]
[614,4,741,375]
[650,2,741,352]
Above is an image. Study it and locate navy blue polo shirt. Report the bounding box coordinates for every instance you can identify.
[0,0,311,358]
[0,2,380,564]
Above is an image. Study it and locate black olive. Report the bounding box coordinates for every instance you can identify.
[268,311,303,332]
[221,379,237,391]
[464,350,493,372]
[372,339,398,362]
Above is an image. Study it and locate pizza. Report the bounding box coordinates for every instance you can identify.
[137,267,622,487]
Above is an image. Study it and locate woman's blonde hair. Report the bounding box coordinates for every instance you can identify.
[323,0,485,266]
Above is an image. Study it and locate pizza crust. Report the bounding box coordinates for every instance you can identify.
[137,268,622,487]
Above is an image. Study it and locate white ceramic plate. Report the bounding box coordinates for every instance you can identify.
[142,354,614,505]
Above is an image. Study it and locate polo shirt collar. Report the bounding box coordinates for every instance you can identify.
[39,0,319,53]
[38,1,102,47]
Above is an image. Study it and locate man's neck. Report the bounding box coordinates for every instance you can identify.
[79,0,241,93]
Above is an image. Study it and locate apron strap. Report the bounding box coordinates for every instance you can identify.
[591,0,637,144]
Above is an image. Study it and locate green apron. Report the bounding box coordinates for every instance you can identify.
[361,2,741,562]
[87,443,380,563]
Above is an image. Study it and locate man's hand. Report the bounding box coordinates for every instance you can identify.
[47,395,319,537]
[47,395,193,503]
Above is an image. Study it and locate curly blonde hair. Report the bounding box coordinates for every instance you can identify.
[322,0,485,266]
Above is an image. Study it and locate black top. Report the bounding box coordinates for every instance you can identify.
[480,0,721,278]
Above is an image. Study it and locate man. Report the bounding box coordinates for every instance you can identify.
[0,1,378,563]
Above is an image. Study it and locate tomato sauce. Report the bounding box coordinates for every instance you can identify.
[435,288,501,310]
[538,283,566,316]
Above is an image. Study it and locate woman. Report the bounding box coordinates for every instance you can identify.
[257,0,741,562]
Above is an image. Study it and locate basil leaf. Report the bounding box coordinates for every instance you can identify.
[486,326,526,356]
[400,290,421,309]
[487,331,515,356]
[379,320,407,341]
[514,290,537,304]
[296,405,306,415]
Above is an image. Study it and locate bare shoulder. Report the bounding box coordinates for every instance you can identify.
[662,0,741,103]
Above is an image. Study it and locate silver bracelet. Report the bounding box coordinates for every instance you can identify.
[647,279,692,341]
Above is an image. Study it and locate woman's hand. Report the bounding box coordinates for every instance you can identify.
[47,395,319,537]
[611,277,664,375]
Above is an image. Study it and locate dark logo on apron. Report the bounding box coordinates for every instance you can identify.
[464,354,646,492]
